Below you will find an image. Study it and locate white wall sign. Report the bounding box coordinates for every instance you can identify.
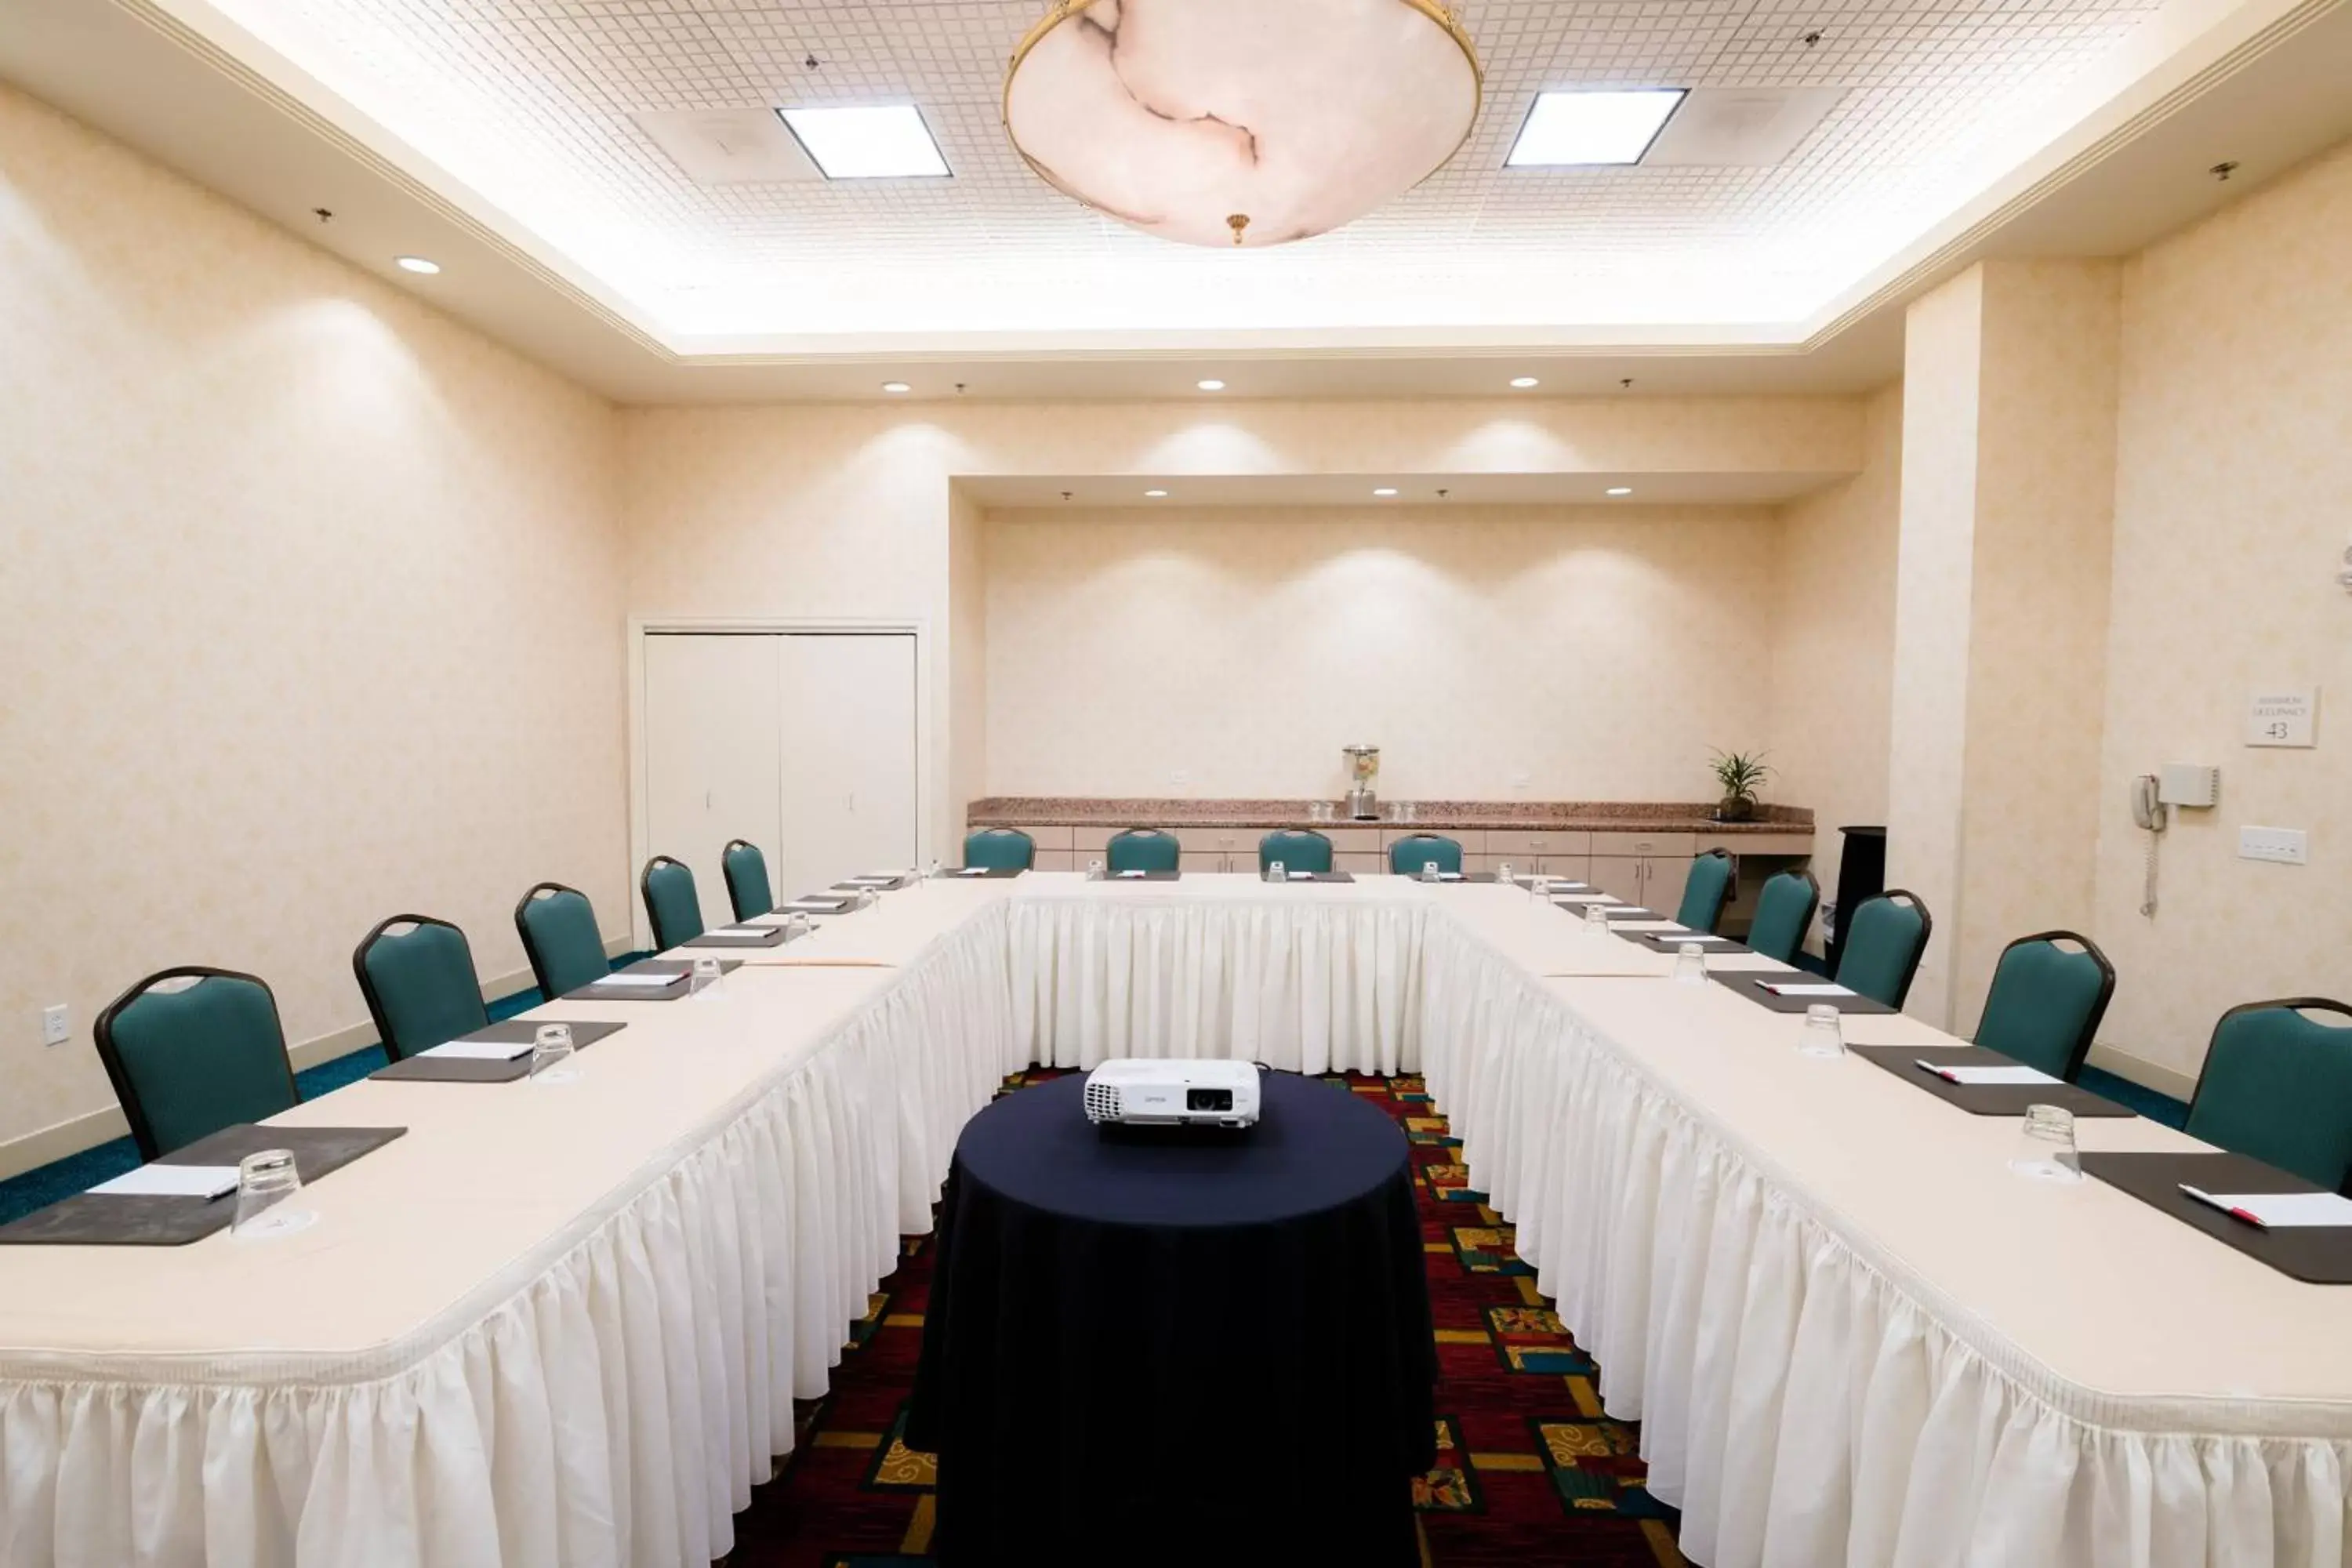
[2245,687,2318,748]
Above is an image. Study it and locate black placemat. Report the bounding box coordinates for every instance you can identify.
[1849,1045,2135,1117]
[1706,970,1896,1014]
[836,873,913,892]
[1617,928,1749,956]
[562,958,742,1003]
[2081,1151,2352,1284]
[682,924,793,949]
[939,866,1025,880]
[1103,869,1182,881]
[1269,871,1355,884]
[372,1019,626,1083]
[0,1124,408,1247]
[1515,877,1591,891]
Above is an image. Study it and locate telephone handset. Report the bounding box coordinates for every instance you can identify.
[2131,775,2168,833]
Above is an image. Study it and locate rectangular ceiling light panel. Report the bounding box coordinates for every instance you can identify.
[777,105,950,180]
[1506,89,1687,167]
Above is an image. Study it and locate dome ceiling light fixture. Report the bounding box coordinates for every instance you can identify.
[1004,0,1480,249]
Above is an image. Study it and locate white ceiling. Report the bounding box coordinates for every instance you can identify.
[3,0,2349,399]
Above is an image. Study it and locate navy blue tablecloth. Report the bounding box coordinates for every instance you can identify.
[907,1071,1436,1566]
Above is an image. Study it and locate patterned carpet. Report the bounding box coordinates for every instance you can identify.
[731,1072,1686,1568]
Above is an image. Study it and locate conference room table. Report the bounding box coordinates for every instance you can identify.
[0,875,2343,1568]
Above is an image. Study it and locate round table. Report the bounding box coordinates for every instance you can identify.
[907,1071,1436,1566]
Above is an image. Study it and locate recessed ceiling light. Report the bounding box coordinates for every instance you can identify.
[394,256,441,274]
[1507,89,1687,168]
[777,105,949,180]
[1196,379,1226,391]
[1144,488,1169,498]
[881,381,911,393]
[1510,376,1540,388]
[1606,486,1634,496]
[1372,487,1399,497]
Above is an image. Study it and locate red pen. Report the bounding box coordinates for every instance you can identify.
[2178,1184,2270,1230]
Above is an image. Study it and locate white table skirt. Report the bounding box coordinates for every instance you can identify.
[2,877,2345,1567]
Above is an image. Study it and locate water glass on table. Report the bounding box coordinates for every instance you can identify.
[1673,942,1708,984]
[231,1149,314,1239]
[1796,1004,1846,1058]
[688,955,723,996]
[1086,859,1105,880]
[1419,859,1442,884]
[2009,1104,2084,1184]
[530,1022,579,1083]
[1583,902,1611,932]
[1266,859,1287,884]
[1496,861,1513,886]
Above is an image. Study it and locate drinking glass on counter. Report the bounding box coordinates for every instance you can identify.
[1796,1004,1846,1058]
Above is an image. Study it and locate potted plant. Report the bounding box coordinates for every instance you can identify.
[1709,750,1770,822]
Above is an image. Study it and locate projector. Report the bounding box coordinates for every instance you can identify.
[1082,1058,1261,1128]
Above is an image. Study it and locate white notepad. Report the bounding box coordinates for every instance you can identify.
[422,1038,535,1062]
[782,899,848,911]
[1669,933,1734,944]
[1555,894,1619,906]
[956,867,990,877]
[2206,1191,2352,1228]
[1762,982,1853,997]
[1919,1062,2057,1086]
[89,1164,240,1200]
[1286,871,1315,880]
[710,925,771,938]
[1116,869,1149,878]
[593,973,681,990]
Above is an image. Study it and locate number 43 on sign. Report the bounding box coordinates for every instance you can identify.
[2245,688,2317,748]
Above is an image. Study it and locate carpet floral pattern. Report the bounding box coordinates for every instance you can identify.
[729,1072,1686,1567]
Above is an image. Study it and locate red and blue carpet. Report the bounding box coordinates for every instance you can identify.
[729,1072,1686,1567]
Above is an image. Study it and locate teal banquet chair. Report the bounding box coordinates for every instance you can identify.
[1675,849,1737,933]
[723,839,774,921]
[1745,869,1818,964]
[1832,889,1932,1008]
[641,855,706,949]
[514,882,611,1000]
[353,913,489,1062]
[1106,829,1181,874]
[1972,931,2115,1082]
[94,967,300,1160]
[1259,829,1334,874]
[2184,998,2352,1192]
[964,827,1036,871]
[1388,833,1462,876]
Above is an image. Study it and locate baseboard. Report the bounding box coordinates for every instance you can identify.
[2084,1042,2198,1102]
[0,938,633,1181]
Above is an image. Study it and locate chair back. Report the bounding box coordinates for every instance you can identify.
[354,914,488,1062]
[1832,889,1932,1007]
[1745,869,1818,964]
[641,856,705,949]
[1973,931,2115,1081]
[514,882,608,1000]
[964,827,1036,871]
[1675,850,1737,932]
[1106,829,1181,873]
[1259,829,1333,874]
[722,839,774,921]
[95,967,299,1160]
[1388,833,1462,876]
[2186,999,2352,1192]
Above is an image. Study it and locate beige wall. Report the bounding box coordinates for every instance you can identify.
[0,85,627,1165]
[1767,382,1904,946]
[982,504,1784,801]
[946,483,989,827]
[617,396,1864,852]
[2089,139,2352,1087]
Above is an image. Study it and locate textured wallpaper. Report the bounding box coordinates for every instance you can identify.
[981,504,1784,802]
[2089,139,2352,1081]
[0,85,628,1156]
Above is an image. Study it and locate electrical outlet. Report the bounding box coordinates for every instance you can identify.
[2238,826,2308,865]
[41,1005,69,1047]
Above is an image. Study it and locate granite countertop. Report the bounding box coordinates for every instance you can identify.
[965,797,1813,835]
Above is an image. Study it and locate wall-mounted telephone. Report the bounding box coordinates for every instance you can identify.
[2132,764,2220,916]
[2131,774,2167,833]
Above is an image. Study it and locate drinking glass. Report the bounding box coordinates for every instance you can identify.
[855,887,879,910]
[230,1149,315,1239]
[1584,902,1611,931]
[786,911,813,940]
[926,857,944,880]
[1674,942,1708,984]
[1266,858,1287,884]
[2009,1105,2084,1183]
[688,955,723,996]
[1529,873,1551,902]
[529,1022,579,1083]
[1795,1003,1846,1058]
[1420,859,1441,884]
[1086,858,1105,881]
[1497,861,1514,886]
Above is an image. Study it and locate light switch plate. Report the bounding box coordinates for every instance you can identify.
[2238,826,2308,865]
[41,1005,68,1046]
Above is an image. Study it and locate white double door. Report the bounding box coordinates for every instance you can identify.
[643,631,918,931]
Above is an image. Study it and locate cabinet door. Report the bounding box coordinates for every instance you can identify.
[1588,855,1646,903]
[1645,855,1693,923]
[643,633,782,932]
[778,633,918,893]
